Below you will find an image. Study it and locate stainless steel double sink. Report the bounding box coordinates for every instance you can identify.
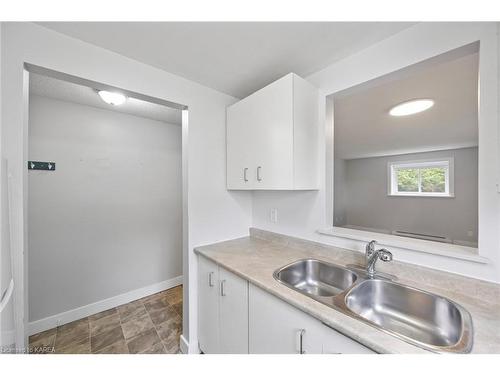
[273,258,473,353]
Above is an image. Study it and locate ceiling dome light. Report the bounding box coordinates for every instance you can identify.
[389,99,434,116]
[98,90,127,106]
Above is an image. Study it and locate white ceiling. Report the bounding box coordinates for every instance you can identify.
[30,73,182,125]
[333,48,479,160]
[37,22,415,98]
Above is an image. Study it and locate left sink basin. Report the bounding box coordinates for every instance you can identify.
[274,259,358,297]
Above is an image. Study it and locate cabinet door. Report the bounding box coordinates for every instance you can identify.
[248,284,322,354]
[197,256,220,353]
[320,324,375,354]
[251,74,294,189]
[227,100,255,190]
[219,268,249,353]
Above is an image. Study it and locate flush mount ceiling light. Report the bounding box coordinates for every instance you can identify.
[98,90,127,106]
[389,99,434,116]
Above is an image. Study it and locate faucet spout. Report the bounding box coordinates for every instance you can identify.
[365,240,393,277]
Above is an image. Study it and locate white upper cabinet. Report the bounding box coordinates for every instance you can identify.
[227,73,319,190]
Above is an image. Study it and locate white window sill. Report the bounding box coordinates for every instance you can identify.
[317,227,489,264]
[387,193,455,198]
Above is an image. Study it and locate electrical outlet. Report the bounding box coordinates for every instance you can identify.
[270,208,278,223]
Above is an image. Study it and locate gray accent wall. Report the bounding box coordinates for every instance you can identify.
[334,147,478,245]
[28,95,182,322]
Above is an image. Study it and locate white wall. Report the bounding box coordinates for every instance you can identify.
[336,148,478,245]
[0,23,2,266]
[0,24,2,286]
[28,95,182,322]
[1,22,252,350]
[252,22,500,283]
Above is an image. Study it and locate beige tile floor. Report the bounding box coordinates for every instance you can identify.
[28,285,183,354]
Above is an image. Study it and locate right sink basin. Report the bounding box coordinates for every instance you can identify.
[344,279,473,353]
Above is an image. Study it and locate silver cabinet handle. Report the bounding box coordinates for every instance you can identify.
[208,272,215,287]
[297,329,306,354]
[243,167,248,182]
[257,166,262,182]
[220,280,226,296]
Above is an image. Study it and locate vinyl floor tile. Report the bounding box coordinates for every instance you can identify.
[30,285,183,355]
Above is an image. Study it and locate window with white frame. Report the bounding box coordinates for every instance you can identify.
[388,158,454,197]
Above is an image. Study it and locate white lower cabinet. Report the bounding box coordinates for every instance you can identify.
[249,283,323,353]
[198,256,220,353]
[197,256,249,353]
[219,267,249,353]
[198,256,375,354]
[248,284,374,354]
[320,324,375,354]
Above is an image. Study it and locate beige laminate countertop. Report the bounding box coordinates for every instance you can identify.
[194,229,500,354]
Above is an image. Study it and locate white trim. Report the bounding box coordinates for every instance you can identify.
[454,239,479,247]
[325,97,335,228]
[387,157,455,197]
[28,276,182,336]
[388,193,455,198]
[179,334,200,354]
[179,334,189,354]
[317,227,487,264]
[0,279,14,314]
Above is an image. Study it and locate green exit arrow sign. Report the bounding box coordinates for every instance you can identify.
[28,161,56,171]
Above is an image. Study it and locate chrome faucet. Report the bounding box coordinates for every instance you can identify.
[365,240,393,277]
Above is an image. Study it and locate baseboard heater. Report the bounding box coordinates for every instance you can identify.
[391,230,452,243]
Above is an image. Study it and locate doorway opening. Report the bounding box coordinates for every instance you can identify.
[25,65,187,354]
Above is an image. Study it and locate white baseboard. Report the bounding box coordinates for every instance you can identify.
[179,334,200,354]
[28,276,183,336]
[179,334,189,354]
